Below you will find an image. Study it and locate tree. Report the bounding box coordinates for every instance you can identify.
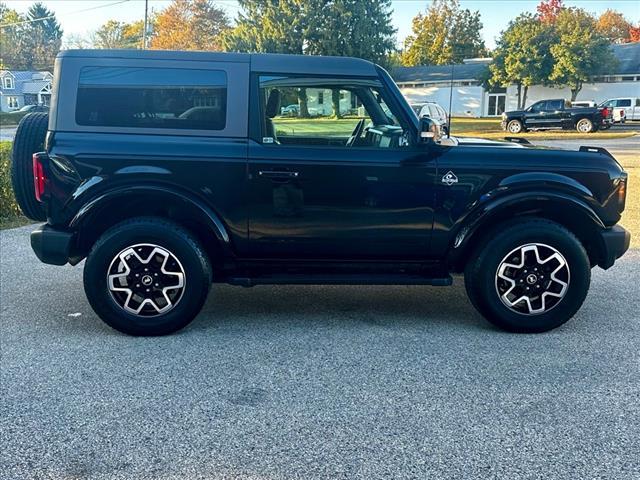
[93,19,146,49]
[549,8,617,101]
[23,2,63,70]
[596,9,632,44]
[151,0,229,51]
[536,0,564,24]
[401,0,485,66]
[223,0,305,54]
[303,0,396,117]
[0,2,26,69]
[630,25,640,43]
[488,14,556,109]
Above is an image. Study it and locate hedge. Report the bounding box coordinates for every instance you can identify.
[0,141,21,218]
[0,111,28,126]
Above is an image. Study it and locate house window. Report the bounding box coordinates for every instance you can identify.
[7,96,19,109]
[3,76,14,89]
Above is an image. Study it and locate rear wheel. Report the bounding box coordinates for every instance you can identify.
[464,219,591,333]
[10,113,48,221]
[84,217,212,336]
[576,118,594,133]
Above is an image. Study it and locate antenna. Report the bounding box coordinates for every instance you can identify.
[447,61,454,137]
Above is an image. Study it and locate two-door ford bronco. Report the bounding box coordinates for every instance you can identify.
[12,50,630,335]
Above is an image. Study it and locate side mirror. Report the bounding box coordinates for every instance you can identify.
[418,117,442,145]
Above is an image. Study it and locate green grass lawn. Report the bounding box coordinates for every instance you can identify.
[449,117,635,140]
[273,116,636,140]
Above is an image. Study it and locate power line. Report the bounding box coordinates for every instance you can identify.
[0,0,131,29]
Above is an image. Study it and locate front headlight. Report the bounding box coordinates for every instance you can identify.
[501,112,507,120]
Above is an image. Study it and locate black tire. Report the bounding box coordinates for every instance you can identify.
[464,219,591,333]
[506,119,523,134]
[83,217,212,336]
[11,112,48,221]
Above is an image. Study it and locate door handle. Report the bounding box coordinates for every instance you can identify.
[258,170,299,179]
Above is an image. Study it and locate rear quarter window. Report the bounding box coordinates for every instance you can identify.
[76,66,227,130]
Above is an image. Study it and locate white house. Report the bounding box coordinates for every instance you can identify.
[0,70,53,113]
[393,42,640,117]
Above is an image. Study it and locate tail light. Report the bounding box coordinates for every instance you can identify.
[601,107,609,118]
[618,178,627,212]
[620,109,625,117]
[32,153,46,202]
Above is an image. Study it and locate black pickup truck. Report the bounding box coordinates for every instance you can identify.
[502,98,612,134]
[11,50,630,336]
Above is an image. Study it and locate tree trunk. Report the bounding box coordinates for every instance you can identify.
[521,85,528,110]
[331,89,341,119]
[516,83,522,109]
[570,83,582,102]
[298,88,309,118]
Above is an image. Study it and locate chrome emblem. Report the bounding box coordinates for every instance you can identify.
[442,171,458,186]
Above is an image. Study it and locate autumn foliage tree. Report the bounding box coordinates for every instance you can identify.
[402,0,485,66]
[151,0,229,51]
[596,9,633,44]
[536,0,564,24]
[93,20,147,49]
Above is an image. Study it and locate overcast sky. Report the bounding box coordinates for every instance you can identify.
[3,0,639,50]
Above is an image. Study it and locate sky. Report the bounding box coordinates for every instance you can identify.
[3,0,640,50]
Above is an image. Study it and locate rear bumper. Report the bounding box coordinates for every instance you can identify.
[598,225,631,269]
[31,224,74,266]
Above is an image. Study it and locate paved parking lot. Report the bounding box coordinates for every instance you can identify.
[1,224,639,479]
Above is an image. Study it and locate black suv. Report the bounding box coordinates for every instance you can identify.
[12,50,630,335]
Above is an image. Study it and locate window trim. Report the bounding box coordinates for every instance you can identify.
[3,76,15,89]
[56,57,249,138]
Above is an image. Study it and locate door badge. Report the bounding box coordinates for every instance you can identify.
[441,171,458,186]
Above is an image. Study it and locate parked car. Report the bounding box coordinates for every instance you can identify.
[571,100,596,108]
[11,104,48,113]
[280,104,299,117]
[600,98,639,122]
[411,102,449,134]
[501,99,612,133]
[13,50,630,336]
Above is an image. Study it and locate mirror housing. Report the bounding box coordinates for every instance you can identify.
[418,117,442,145]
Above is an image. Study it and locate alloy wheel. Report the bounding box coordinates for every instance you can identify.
[495,243,570,315]
[107,243,186,316]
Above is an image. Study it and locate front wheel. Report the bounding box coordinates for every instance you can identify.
[464,219,591,333]
[507,119,524,134]
[84,217,212,336]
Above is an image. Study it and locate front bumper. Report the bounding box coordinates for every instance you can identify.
[598,225,631,269]
[31,224,74,266]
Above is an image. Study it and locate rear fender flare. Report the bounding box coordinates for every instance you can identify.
[69,185,232,256]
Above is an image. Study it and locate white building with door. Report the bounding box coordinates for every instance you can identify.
[393,42,640,118]
[0,70,53,112]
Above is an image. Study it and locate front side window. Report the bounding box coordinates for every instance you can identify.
[76,66,227,130]
[259,76,409,148]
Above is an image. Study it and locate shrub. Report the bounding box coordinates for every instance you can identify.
[0,142,21,218]
[0,111,28,126]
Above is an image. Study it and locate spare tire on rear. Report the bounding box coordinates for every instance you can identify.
[11,112,48,221]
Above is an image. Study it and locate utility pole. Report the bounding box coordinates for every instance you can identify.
[142,0,149,49]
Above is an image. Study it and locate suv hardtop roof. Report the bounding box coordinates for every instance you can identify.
[57,49,379,77]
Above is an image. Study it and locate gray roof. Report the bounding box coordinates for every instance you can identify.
[58,49,378,77]
[393,42,640,83]
[0,70,52,95]
[612,42,640,75]
[392,62,488,84]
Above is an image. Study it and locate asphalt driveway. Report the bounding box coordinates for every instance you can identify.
[1,225,639,479]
